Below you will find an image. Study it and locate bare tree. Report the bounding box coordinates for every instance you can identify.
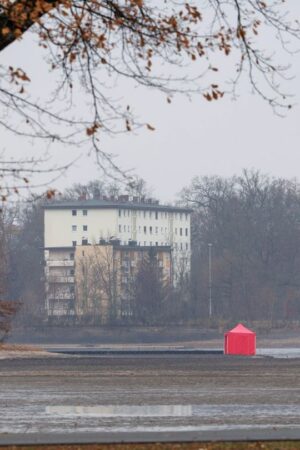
[132,248,169,325]
[0,206,21,339]
[61,176,150,201]
[8,201,45,325]
[0,1,299,196]
[75,245,118,324]
[182,171,300,324]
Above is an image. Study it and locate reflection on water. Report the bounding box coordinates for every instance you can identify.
[257,348,300,358]
[46,405,192,417]
[46,404,300,418]
[1,403,300,434]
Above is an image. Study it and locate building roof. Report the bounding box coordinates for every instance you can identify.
[45,244,172,252]
[43,199,192,214]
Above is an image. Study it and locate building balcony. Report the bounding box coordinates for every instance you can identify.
[46,293,75,300]
[47,276,75,283]
[47,260,74,267]
[47,309,76,317]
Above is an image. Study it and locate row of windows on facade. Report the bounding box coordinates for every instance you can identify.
[72,209,88,216]
[72,225,88,231]
[119,225,189,236]
[71,224,189,236]
[71,239,189,250]
[118,209,188,220]
[70,209,189,221]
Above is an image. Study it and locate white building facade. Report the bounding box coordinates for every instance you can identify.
[44,198,191,252]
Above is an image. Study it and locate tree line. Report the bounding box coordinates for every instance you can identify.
[182,170,300,324]
[1,171,300,335]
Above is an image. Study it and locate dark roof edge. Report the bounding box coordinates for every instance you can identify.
[44,247,74,251]
[44,245,172,251]
[43,201,192,213]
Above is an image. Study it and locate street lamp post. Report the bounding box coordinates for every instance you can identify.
[208,243,212,318]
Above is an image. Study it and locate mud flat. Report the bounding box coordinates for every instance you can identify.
[0,355,299,444]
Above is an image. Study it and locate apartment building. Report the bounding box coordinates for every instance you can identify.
[44,196,191,318]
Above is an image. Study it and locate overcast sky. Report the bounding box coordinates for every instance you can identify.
[2,3,300,203]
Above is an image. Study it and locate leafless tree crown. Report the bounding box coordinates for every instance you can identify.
[0,1,299,195]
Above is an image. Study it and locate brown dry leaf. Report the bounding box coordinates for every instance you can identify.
[1,27,10,36]
[69,52,77,63]
[146,123,155,131]
[86,124,99,136]
[46,189,56,199]
[131,0,143,6]
[203,93,212,101]
[14,28,22,38]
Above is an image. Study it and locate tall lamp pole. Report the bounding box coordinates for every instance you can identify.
[208,243,212,318]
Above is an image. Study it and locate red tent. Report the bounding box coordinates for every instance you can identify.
[224,323,256,356]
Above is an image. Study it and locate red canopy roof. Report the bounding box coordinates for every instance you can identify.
[227,323,255,335]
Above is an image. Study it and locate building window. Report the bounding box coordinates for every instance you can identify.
[123,225,126,232]
[143,211,146,218]
[83,225,88,231]
[144,226,147,234]
[72,225,77,231]
[82,239,88,245]
[150,241,152,246]
[155,227,158,234]
[180,213,182,220]
[128,225,130,232]
[70,269,75,276]
[72,209,77,216]
[155,211,158,220]
[119,225,122,232]
[83,210,88,216]
[155,242,158,246]
[186,243,189,250]
[119,209,121,217]
[185,228,188,236]
[144,241,147,246]
[180,228,183,236]
[180,242,183,250]
[149,226,153,234]
[72,241,77,246]
[70,252,74,260]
